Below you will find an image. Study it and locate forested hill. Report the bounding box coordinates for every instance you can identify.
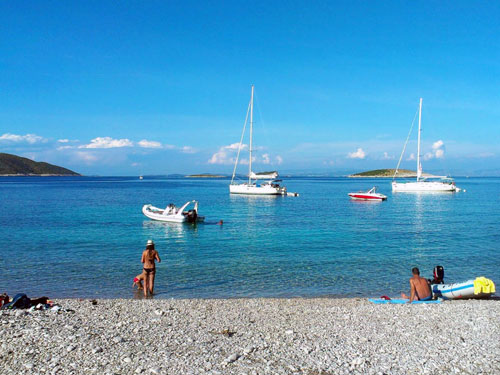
[0,153,80,175]
[349,169,415,177]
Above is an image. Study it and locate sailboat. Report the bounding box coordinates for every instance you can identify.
[229,85,287,195]
[392,98,458,192]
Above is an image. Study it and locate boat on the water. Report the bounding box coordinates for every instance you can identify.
[348,187,387,201]
[229,85,287,196]
[431,277,495,300]
[142,200,204,223]
[392,98,459,192]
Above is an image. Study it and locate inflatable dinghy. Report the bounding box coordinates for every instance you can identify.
[432,277,495,300]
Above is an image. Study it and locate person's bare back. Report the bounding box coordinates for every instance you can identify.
[141,249,159,269]
[401,267,431,303]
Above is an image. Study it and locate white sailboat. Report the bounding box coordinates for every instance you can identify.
[229,85,287,195]
[392,98,458,192]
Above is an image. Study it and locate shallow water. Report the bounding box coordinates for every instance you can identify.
[1,176,498,299]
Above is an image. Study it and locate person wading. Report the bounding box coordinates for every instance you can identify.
[141,240,161,297]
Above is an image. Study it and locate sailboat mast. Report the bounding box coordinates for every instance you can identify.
[248,85,254,184]
[416,98,422,182]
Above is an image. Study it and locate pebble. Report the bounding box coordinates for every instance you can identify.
[225,353,240,363]
[113,336,125,344]
[0,298,498,375]
[243,346,255,355]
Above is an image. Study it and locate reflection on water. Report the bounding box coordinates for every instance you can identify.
[142,220,198,239]
[229,194,281,203]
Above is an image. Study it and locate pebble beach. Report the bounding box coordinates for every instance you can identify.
[1,298,499,375]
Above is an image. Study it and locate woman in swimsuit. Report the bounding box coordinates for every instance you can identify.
[141,239,161,297]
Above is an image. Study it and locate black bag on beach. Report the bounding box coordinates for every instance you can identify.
[1,293,31,310]
[431,266,444,284]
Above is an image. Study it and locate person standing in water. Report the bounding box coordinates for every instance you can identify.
[141,239,161,297]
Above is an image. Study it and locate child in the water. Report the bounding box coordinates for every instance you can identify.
[132,272,146,290]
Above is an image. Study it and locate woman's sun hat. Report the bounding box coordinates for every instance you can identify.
[146,239,154,246]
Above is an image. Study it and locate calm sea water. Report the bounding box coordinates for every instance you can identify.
[1,176,498,299]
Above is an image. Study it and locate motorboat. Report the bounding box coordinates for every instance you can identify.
[229,85,288,196]
[348,187,387,201]
[142,200,205,223]
[392,98,459,192]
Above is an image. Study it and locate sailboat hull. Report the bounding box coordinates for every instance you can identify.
[229,183,286,195]
[392,181,457,192]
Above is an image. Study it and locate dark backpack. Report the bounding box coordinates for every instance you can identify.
[1,293,32,310]
[432,266,444,284]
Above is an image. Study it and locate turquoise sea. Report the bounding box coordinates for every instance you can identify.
[1,176,498,299]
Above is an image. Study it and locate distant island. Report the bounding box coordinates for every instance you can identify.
[0,153,80,176]
[349,169,436,178]
[185,173,227,178]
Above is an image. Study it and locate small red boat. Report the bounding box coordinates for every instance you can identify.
[348,187,387,201]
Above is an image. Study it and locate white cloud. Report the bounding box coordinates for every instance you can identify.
[407,153,416,161]
[57,139,78,145]
[225,143,243,150]
[79,137,133,149]
[276,156,283,165]
[382,152,394,160]
[208,143,248,165]
[424,139,445,160]
[423,152,433,160]
[57,145,74,151]
[347,148,366,159]
[261,153,270,164]
[0,133,46,144]
[181,146,196,154]
[131,162,140,167]
[138,139,162,149]
[75,151,98,163]
[432,140,444,150]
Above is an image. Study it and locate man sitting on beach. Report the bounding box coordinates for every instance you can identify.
[401,267,432,303]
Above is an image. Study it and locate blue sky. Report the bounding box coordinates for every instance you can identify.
[1,1,499,175]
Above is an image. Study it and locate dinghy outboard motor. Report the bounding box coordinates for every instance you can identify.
[186,210,197,223]
[430,265,444,284]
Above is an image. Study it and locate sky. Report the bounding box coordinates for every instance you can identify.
[1,1,499,175]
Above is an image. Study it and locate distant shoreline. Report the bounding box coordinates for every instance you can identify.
[185,174,227,178]
[348,174,439,178]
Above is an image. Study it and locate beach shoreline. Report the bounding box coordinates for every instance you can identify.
[2,297,499,374]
